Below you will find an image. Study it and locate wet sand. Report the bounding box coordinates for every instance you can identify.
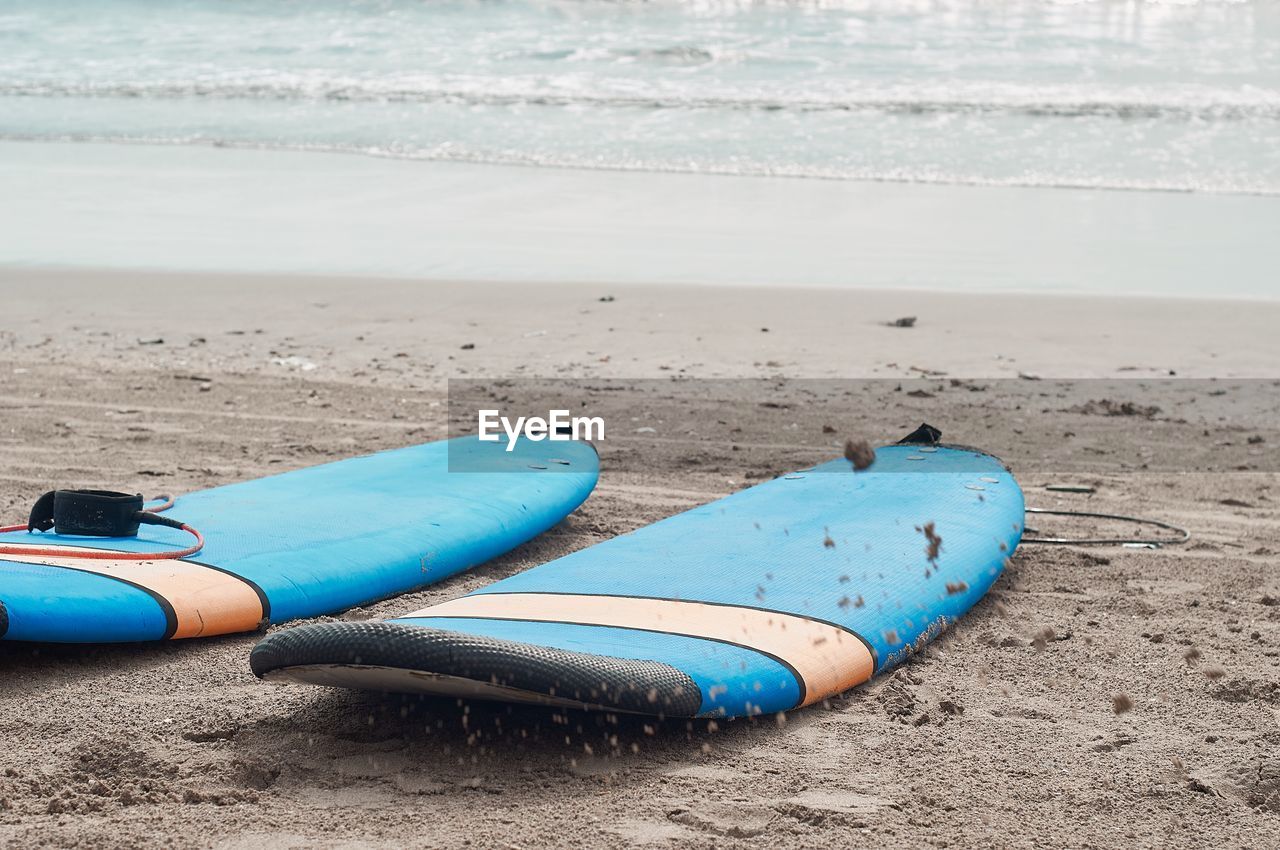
[1,270,1278,849]
[4,140,1280,298]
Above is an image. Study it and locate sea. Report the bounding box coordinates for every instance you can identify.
[1,0,1277,293]
[4,0,1278,193]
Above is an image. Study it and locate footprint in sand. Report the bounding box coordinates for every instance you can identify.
[778,789,893,824]
[606,817,692,846]
[667,801,776,838]
[1191,759,1280,813]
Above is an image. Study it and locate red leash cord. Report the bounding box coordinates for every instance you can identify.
[0,495,205,561]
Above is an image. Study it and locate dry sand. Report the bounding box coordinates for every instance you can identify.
[1,270,1278,849]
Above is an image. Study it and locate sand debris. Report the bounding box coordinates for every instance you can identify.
[1066,399,1161,419]
[1202,664,1228,681]
[916,522,942,565]
[843,438,876,470]
[1031,627,1056,651]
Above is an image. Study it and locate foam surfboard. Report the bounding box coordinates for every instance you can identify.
[251,436,1023,717]
[0,437,598,643]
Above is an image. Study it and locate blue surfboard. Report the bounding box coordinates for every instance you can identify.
[0,437,598,643]
[251,437,1023,717]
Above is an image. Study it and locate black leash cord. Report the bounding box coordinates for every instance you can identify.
[1022,507,1190,546]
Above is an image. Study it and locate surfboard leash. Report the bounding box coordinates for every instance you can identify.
[0,490,205,561]
[1021,507,1190,547]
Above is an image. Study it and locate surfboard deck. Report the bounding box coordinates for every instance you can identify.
[0,437,598,643]
[251,440,1023,717]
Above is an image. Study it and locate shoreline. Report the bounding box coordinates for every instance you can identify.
[10,133,1277,199]
[8,260,1280,305]
[4,139,1279,299]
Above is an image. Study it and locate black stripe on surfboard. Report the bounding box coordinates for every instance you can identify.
[403,611,814,711]
[0,600,9,639]
[455,590,882,671]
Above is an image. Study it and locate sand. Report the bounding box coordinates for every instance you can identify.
[1,269,1278,849]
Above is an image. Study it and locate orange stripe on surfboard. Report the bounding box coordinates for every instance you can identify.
[406,592,875,707]
[0,551,265,639]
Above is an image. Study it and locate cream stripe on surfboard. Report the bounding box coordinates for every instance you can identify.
[406,592,876,707]
[1,550,265,639]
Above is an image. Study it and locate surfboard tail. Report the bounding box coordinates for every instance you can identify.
[251,621,705,716]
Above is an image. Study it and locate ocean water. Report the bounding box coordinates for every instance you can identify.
[2,0,1278,195]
